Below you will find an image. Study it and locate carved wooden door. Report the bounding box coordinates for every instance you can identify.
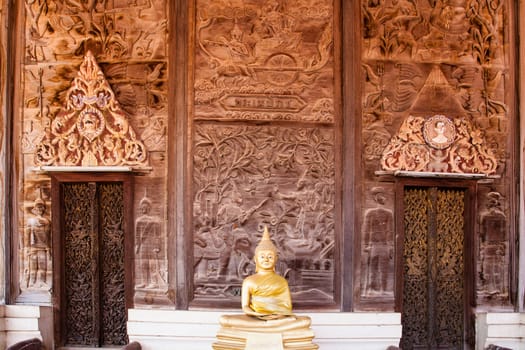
[399,185,473,350]
[52,176,132,348]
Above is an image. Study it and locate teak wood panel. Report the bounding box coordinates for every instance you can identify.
[50,173,134,347]
[395,178,476,349]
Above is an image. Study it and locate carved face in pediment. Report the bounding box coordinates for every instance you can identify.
[35,51,149,168]
[77,109,105,142]
[423,115,456,149]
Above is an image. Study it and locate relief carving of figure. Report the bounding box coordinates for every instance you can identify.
[194,183,267,281]
[23,194,51,289]
[135,196,163,289]
[362,187,394,296]
[479,191,507,295]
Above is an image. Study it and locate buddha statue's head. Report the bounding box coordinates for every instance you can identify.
[254,226,278,272]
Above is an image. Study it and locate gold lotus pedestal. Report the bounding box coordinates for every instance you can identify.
[213,314,318,350]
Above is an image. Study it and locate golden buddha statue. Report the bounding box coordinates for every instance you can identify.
[213,226,318,350]
[241,226,292,319]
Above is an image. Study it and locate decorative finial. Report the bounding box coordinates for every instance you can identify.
[255,226,278,255]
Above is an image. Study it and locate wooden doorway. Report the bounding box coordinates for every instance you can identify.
[51,173,133,348]
[396,180,475,349]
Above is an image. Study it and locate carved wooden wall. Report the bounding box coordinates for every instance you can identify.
[191,0,338,307]
[5,0,518,314]
[359,0,516,310]
[16,0,169,306]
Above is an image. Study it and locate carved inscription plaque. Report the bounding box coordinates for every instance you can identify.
[192,124,336,305]
[194,0,335,123]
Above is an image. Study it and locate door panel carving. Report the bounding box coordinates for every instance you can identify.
[62,182,127,346]
[402,187,466,349]
[99,183,127,345]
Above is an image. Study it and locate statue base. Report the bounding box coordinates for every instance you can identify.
[213,315,318,350]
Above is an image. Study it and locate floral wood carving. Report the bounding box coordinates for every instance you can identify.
[35,51,148,167]
[380,114,497,175]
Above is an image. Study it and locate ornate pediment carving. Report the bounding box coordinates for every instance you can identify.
[380,114,497,175]
[35,51,148,168]
[380,65,498,176]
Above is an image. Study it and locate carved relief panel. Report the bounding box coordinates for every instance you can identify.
[192,124,336,305]
[360,0,515,309]
[18,0,169,306]
[133,177,168,306]
[191,0,338,308]
[476,189,509,304]
[194,0,334,123]
[18,180,52,303]
[360,183,395,302]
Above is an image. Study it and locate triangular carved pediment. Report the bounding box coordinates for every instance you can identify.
[35,51,148,168]
[381,66,497,175]
[380,114,497,175]
[409,66,465,116]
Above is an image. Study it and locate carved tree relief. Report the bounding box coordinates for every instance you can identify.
[191,0,338,308]
[192,124,336,305]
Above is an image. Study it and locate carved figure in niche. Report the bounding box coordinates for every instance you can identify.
[363,187,394,296]
[479,191,507,295]
[23,193,51,288]
[135,196,163,289]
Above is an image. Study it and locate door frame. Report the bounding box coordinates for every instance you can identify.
[394,177,477,348]
[50,172,134,347]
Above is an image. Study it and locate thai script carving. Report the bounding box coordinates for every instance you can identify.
[194,0,334,123]
[35,51,148,167]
